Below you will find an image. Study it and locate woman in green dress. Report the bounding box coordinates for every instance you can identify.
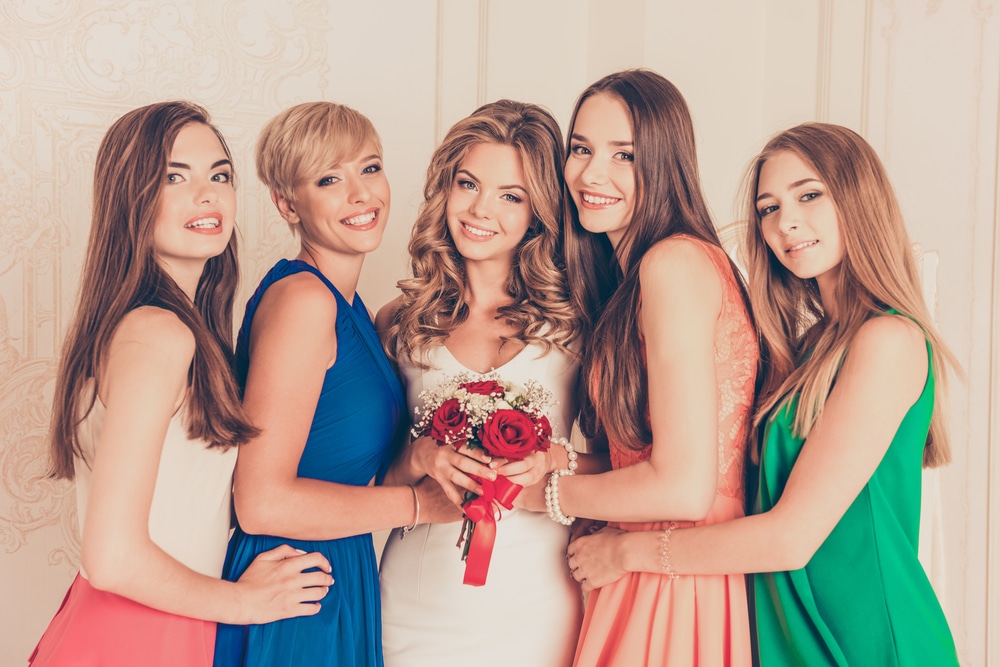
[563,122,960,666]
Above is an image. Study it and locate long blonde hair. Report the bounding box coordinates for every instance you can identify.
[384,99,580,367]
[743,122,957,467]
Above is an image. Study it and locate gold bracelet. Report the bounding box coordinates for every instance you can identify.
[400,484,419,539]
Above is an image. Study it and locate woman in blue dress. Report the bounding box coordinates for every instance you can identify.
[213,102,460,667]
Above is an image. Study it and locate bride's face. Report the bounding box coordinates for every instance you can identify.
[445,142,533,266]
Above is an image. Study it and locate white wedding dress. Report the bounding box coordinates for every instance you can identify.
[380,342,583,667]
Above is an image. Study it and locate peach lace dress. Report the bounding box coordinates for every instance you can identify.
[573,237,757,667]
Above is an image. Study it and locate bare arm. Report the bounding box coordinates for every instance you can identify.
[520,237,722,522]
[234,276,460,540]
[568,315,929,589]
[82,307,332,624]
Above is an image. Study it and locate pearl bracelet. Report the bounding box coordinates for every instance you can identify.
[659,522,679,580]
[545,468,576,526]
[552,436,578,473]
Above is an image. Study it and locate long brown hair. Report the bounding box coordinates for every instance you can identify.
[49,101,257,479]
[565,69,752,450]
[742,122,957,467]
[384,99,581,367]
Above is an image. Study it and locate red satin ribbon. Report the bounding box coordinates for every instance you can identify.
[461,475,522,586]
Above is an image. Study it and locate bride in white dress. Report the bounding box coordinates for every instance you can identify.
[377,100,604,667]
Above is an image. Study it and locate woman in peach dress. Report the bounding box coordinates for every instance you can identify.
[518,69,756,666]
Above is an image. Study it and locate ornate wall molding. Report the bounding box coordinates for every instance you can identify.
[986,3,1000,660]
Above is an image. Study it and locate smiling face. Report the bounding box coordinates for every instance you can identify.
[445,141,533,266]
[280,140,390,260]
[152,122,236,282]
[563,92,637,249]
[755,149,845,302]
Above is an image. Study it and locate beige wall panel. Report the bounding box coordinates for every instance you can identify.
[481,0,589,129]
[642,1,782,224]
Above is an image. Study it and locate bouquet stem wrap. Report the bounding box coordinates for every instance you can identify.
[461,475,522,586]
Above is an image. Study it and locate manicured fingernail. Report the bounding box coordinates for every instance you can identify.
[294,549,306,554]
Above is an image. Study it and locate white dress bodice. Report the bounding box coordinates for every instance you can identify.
[380,342,583,667]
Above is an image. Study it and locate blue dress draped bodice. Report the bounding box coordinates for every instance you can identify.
[214,259,405,667]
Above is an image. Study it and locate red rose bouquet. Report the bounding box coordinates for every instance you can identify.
[411,371,554,586]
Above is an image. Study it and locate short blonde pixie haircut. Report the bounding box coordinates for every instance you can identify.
[255,101,382,202]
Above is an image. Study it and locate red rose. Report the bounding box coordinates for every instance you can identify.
[533,415,552,451]
[480,409,539,460]
[460,380,504,396]
[430,398,469,446]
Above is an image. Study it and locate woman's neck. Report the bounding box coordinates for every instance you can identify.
[463,260,513,312]
[296,245,364,303]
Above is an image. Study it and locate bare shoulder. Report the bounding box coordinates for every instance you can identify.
[851,314,926,361]
[375,295,404,334]
[842,314,928,398]
[640,236,719,283]
[103,307,195,405]
[113,306,195,362]
[639,236,722,308]
[256,270,338,328]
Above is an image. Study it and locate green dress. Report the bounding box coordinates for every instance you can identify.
[753,339,958,666]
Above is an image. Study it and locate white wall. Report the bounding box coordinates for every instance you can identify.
[0,1,996,664]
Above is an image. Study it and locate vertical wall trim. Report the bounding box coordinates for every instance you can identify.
[860,0,874,135]
[987,17,1000,663]
[434,0,445,144]
[816,0,833,121]
[477,0,489,106]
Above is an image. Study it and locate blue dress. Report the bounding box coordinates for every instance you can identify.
[214,259,405,667]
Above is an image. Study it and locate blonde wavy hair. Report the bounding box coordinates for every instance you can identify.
[383,99,580,368]
[742,122,958,467]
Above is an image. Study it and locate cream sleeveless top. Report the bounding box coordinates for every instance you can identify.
[74,397,237,578]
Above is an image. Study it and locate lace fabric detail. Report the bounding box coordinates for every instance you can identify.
[607,238,758,500]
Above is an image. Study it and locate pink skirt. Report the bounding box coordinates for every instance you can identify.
[573,496,752,667]
[29,574,215,667]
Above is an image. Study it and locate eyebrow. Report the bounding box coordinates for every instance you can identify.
[456,168,528,193]
[755,177,821,202]
[168,159,232,170]
[570,132,633,148]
